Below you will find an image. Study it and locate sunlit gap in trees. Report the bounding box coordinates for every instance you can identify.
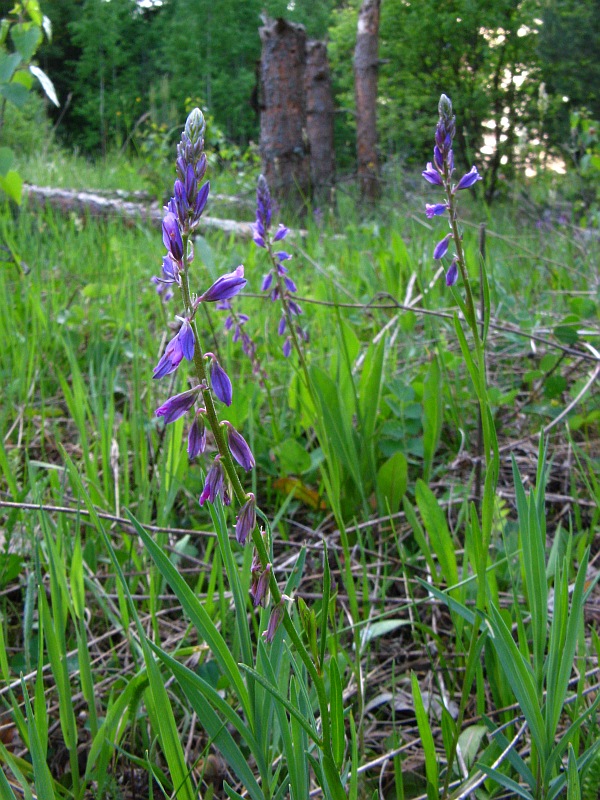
[480,20,567,178]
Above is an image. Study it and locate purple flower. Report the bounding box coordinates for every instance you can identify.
[273,225,289,242]
[433,234,452,260]
[153,320,195,379]
[446,258,459,287]
[209,359,232,406]
[200,266,246,303]
[425,203,448,218]
[224,422,255,471]
[422,163,443,186]
[455,166,482,191]
[250,563,271,608]
[261,273,273,292]
[278,316,287,336]
[162,213,184,262]
[282,338,292,358]
[262,602,285,643]
[187,413,206,459]
[192,181,210,222]
[235,494,256,545]
[155,386,201,424]
[199,456,225,506]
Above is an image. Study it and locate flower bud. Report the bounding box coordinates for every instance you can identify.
[235,494,256,545]
[185,108,206,145]
[224,422,255,471]
[155,386,201,424]
[209,359,233,406]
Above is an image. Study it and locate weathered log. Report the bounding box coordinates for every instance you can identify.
[305,39,335,200]
[259,18,311,210]
[21,184,256,239]
[354,0,381,202]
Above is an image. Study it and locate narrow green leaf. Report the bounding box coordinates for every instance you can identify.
[411,672,438,797]
[416,480,458,591]
[239,664,322,747]
[567,743,581,800]
[20,679,55,799]
[151,644,265,800]
[329,658,345,768]
[127,510,251,718]
[477,764,534,800]
[487,605,547,756]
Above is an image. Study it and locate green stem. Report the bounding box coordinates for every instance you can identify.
[176,234,337,770]
[441,180,499,798]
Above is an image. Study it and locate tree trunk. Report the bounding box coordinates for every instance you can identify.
[305,39,335,202]
[259,17,311,211]
[354,0,381,202]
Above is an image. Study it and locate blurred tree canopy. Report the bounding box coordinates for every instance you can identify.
[11,0,598,178]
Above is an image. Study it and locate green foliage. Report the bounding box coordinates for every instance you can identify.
[0,0,57,202]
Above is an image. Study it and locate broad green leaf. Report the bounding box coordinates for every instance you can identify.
[0,147,14,177]
[0,53,21,83]
[0,82,28,108]
[11,25,41,61]
[377,451,407,512]
[0,170,23,204]
[457,725,487,770]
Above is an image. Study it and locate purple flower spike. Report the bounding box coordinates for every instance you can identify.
[262,602,285,643]
[455,166,482,191]
[433,234,452,260]
[200,265,246,303]
[425,203,448,218]
[235,494,256,545]
[199,456,225,506]
[162,212,184,261]
[187,413,206,459]
[155,386,201,424]
[445,259,459,287]
[224,422,255,471]
[209,359,233,406]
[422,162,443,186]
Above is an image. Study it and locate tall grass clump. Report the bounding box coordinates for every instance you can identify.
[0,90,598,800]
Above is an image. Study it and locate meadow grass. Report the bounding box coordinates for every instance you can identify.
[0,154,599,799]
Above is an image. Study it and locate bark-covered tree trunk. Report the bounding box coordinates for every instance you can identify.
[259,18,311,210]
[354,0,381,202]
[305,39,335,201]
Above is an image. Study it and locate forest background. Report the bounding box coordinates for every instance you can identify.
[4,0,600,204]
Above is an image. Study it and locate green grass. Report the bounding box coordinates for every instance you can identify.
[0,150,598,799]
